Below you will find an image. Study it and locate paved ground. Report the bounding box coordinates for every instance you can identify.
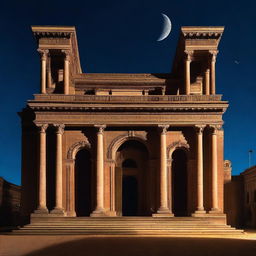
[0,231,256,256]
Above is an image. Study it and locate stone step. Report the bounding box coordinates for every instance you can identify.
[12,217,244,236]
[20,226,236,230]
[29,221,216,225]
[12,229,244,235]
[24,223,232,227]
[29,222,217,225]
[30,217,222,221]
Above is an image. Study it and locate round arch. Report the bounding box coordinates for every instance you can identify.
[107,134,149,160]
[67,140,91,160]
[167,140,190,160]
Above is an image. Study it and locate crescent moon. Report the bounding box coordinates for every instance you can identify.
[157,13,172,42]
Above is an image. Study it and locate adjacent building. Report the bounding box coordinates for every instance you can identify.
[225,165,256,228]
[0,177,21,226]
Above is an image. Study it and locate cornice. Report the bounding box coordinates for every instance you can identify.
[181,27,224,39]
[27,103,228,113]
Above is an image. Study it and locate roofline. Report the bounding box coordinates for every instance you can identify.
[31,26,76,32]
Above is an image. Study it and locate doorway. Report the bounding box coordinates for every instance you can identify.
[74,148,92,216]
[172,149,188,216]
[115,140,149,216]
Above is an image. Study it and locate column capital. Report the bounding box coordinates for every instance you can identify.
[37,49,49,61]
[209,50,218,62]
[184,50,194,61]
[194,125,206,134]
[158,125,169,134]
[54,124,65,134]
[36,124,48,133]
[61,49,71,61]
[94,125,106,134]
[209,124,222,134]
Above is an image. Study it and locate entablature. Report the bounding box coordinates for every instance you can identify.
[27,94,228,114]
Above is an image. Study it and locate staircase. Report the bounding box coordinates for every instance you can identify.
[11,217,245,236]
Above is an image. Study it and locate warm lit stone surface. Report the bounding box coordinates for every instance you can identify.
[1,233,256,256]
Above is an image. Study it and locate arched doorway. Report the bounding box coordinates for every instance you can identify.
[115,140,149,216]
[74,148,92,216]
[172,149,188,216]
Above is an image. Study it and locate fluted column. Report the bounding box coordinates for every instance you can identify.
[34,124,48,214]
[91,125,106,216]
[205,68,210,95]
[62,50,70,95]
[209,125,221,213]
[167,159,173,214]
[154,125,173,216]
[193,125,206,216]
[184,51,193,95]
[51,124,65,215]
[210,51,218,95]
[38,49,48,94]
[47,55,52,88]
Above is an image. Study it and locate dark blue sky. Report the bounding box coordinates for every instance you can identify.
[1,0,255,185]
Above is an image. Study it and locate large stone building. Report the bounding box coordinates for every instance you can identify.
[17,25,243,234]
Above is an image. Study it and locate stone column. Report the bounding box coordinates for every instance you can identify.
[210,51,218,95]
[154,125,173,217]
[167,159,173,214]
[209,125,221,213]
[91,125,106,216]
[184,51,193,95]
[51,124,65,215]
[62,50,70,95]
[109,160,117,216]
[205,69,210,95]
[193,125,206,216]
[38,49,48,94]
[34,124,48,214]
[47,55,52,88]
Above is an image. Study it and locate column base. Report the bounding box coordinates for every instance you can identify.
[152,207,174,217]
[106,211,118,217]
[50,207,65,216]
[33,207,49,214]
[31,207,49,217]
[66,211,76,217]
[192,209,207,217]
[90,208,107,217]
[208,208,223,215]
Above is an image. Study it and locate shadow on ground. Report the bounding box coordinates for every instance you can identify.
[24,237,256,256]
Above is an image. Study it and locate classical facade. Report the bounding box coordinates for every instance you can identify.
[19,26,231,228]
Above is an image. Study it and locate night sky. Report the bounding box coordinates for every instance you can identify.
[1,0,255,185]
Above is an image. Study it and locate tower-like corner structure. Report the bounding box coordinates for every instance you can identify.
[18,26,243,235]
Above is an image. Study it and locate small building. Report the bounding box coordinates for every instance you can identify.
[225,165,256,229]
[0,177,21,226]
[242,166,256,228]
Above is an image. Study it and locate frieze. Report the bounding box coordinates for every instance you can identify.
[35,113,223,124]
[40,38,70,45]
[33,94,223,102]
